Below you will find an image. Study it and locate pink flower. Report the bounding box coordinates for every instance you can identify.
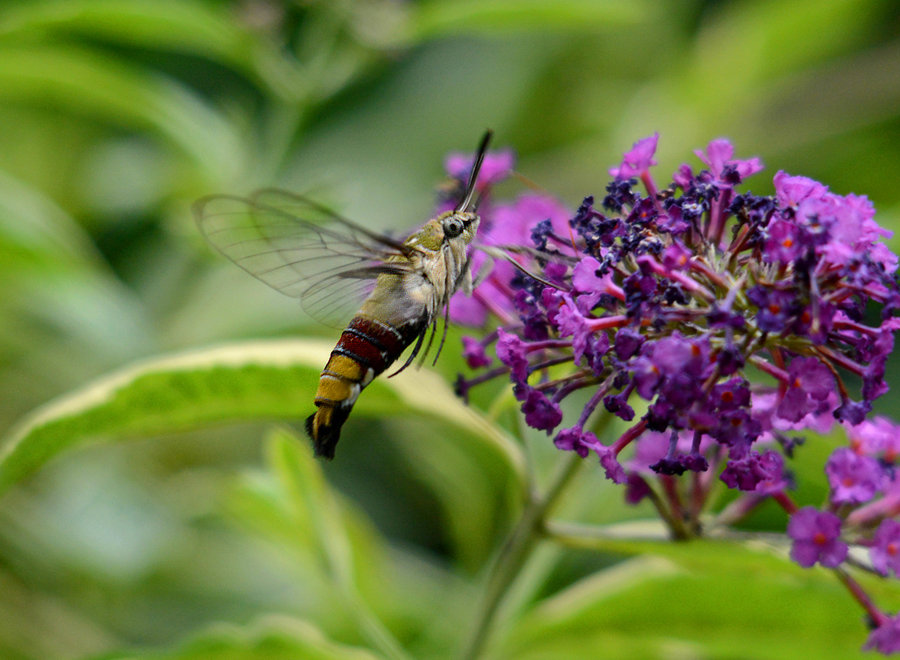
[609,133,659,179]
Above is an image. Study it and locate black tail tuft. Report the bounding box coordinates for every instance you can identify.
[305,411,339,460]
[314,432,338,460]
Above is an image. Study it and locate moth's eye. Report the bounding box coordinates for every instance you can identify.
[443,217,464,238]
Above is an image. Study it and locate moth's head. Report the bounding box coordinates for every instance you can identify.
[440,210,479,246]
[411,210,479,251]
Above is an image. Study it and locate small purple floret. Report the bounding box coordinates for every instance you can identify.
[787,507,848,568]
[870,519,900,578]
[554,427,601,458]
[825,447,883,505]
[521,388,562,432]
[865,614,900,655]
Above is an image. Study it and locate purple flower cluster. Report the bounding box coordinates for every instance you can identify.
[444,134,900,653]
[455,134,899,486]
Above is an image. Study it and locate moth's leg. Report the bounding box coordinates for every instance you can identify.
[471,255,495,290]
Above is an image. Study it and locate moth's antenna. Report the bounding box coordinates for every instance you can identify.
[456,130,493,213]
[472,189,486,212]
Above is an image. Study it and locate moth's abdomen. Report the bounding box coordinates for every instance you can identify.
[306,316,419,458]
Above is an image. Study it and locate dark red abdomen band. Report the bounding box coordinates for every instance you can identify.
[333,316,419,377]
[306,315,425,459]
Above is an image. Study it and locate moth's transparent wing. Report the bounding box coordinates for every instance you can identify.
[194,189,414,328]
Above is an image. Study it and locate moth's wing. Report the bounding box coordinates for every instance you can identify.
[194,189,414,328]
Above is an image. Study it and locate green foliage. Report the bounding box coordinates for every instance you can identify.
[1,340,524,570]
[95,615,382,660]
[2,0,900,658]
[3,344,897,658]
[500,555,872,659]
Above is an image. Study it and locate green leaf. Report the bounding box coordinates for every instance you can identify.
[0,169,100,269]
[546,519,799,573]
[0,44,241,179]
[226,429,471,657]
[92,614,380,660]
[408,0,647,40]
[268,429,356,585]
[0,0,306,100]
[227,430,386,602]
[0,339,526,498]
[248,430,410,659]
[498,539,880,660]
[389,417,520,572]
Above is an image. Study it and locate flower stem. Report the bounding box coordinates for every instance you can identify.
[835,568,888,627]
[460,452,583,659]
[772,490,798,515]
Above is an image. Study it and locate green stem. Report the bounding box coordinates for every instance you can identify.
[460,452,583,659]
[644,480,689,539]
[342,592,410,660]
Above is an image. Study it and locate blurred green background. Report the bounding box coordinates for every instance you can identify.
[2,0,900,658]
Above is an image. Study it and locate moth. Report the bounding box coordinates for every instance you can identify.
[194,131,493,458]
